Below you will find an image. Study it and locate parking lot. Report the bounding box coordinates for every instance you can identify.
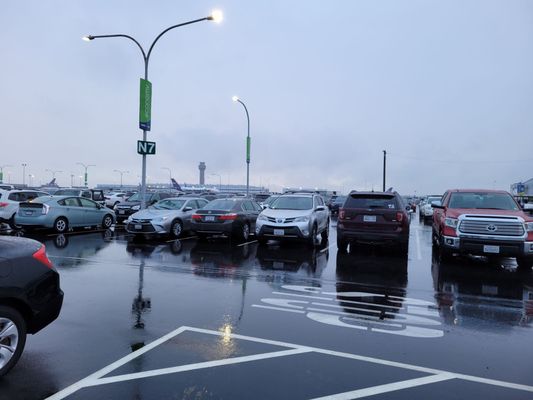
[1,214,532,400]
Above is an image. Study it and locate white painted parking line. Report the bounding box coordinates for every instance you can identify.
[310,373,456,399]
[237,240,257,246]
[87,348,310,387]
[320,243,336,253]
[46,325,533,400]
[414,228,422,260]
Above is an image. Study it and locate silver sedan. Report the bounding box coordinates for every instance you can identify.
[125,197,209,238]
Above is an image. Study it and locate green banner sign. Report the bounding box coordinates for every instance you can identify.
[139,78,152,131]
[246,137,251,163]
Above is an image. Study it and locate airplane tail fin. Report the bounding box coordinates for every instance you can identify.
[171,178,183,191]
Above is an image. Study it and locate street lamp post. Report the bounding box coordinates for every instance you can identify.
[0,164,12,184]
[382,150,387,192]
[83,10,223,209]
[77,163,95,187]
[161,167,172,181]
[45,169,62,181]
[114,169,129,189]
[29,174,34,187]
[70,173,74,187]
[210,173,222,190]
[21,163,27,186]
[232,96,251,196]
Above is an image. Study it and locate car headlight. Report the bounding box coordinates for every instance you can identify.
[153,216,169,223]
[526,222,533,232]
[257,214,268,221]
[445,218,458,228]
[132,205,140,211]
[294,216,310,223]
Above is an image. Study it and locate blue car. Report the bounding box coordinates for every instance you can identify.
[15,196,115,233]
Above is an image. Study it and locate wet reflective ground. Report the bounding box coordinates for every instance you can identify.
[1,215,532,400]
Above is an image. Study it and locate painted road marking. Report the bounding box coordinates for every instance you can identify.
[238,239,257,247]
[46,325,533,400]
[255,285,443,338]
[414,227,422,260]
[309,373,456,400]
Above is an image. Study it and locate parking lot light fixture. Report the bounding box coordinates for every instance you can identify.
[0,164,12,184]
[232,96,251,196]
[84,11,223,209]
[77,163,95,187]
[114,169,129,189]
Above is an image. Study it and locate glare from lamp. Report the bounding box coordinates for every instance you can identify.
[232,96,239,102]
[209,9,224,23]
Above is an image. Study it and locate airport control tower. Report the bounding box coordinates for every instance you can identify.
[199,162,206,185]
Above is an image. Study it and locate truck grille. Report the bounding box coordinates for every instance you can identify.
[459,219,525,236]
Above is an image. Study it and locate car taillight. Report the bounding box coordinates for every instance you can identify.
[339,209,345,219]
[33,245,54,269]
[0,202,8,208]
[219,213,237,221]
[192,214,201,220]
[42,204,50,215]
[396,212,404,222]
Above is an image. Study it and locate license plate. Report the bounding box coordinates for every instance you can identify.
[135,224,142,230]
[364,215,377,222]
[24,211,33,216]
[205,216,215,222]
[119,210,125,215]
[483,245,500,254]
[274,229,284,236]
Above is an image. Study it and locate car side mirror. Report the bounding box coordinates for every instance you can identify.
[405,205,411,211]
[315,206,326,211]
[431,202,444,209]
[183,207,193,212]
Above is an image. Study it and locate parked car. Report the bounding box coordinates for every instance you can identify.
[104,192,132,208]
[432,189,533,269]
[15,196,115,233]
[0,184,15,191]
[125,197,209,238]
[259,195,280,209]
[336,191,410,254]
[0,189,50,227]
[114,191,175,223]
[191,198,262,241]
[0,236,63,376]
[329,195,347,215]
[419,195,442,223]
[53,188,106,206]
[255,192,330,246]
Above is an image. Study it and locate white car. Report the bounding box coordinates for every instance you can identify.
[255,193,330,246]
[0,189,50,227]
[105,192,130,208]
[419,195,442,222]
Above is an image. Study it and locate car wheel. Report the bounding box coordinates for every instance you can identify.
[321,221,330,241]
[337,237,348,253]
[102,214,113,229]
[516,256,533,272]
[0,306,27,377]
[54,217,68,233]
[235,223,250,242]
[308,224,317,247]
[170,219,183,238]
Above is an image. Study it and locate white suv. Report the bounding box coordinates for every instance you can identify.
[255,193,329,246]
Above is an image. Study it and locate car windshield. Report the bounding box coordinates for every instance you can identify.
[271,196,313,210]
[427,196,441,204]
[127,192,153,202]
[152,199,186,210]
[345,195,398,209]
[202,199,237,211]
[448,192,519,210]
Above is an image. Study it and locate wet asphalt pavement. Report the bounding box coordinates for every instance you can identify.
[1,214,532,400]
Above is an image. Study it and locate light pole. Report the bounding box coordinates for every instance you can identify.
[77,163,95,187]
[28,174,34,187]
[70,173,75,187]
[382,150,387,192]
[0,164,12,184]
[210,173,222,190]
[21,163,27,186]
[114,169,129,189]
[83,10,223,209]
[161,167,172,181]
[232,96,251,196]
[45,169,62,181]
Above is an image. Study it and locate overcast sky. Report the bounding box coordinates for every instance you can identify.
[1,0,533,194]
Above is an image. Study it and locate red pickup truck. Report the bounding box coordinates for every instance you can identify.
[432,189,533,270]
